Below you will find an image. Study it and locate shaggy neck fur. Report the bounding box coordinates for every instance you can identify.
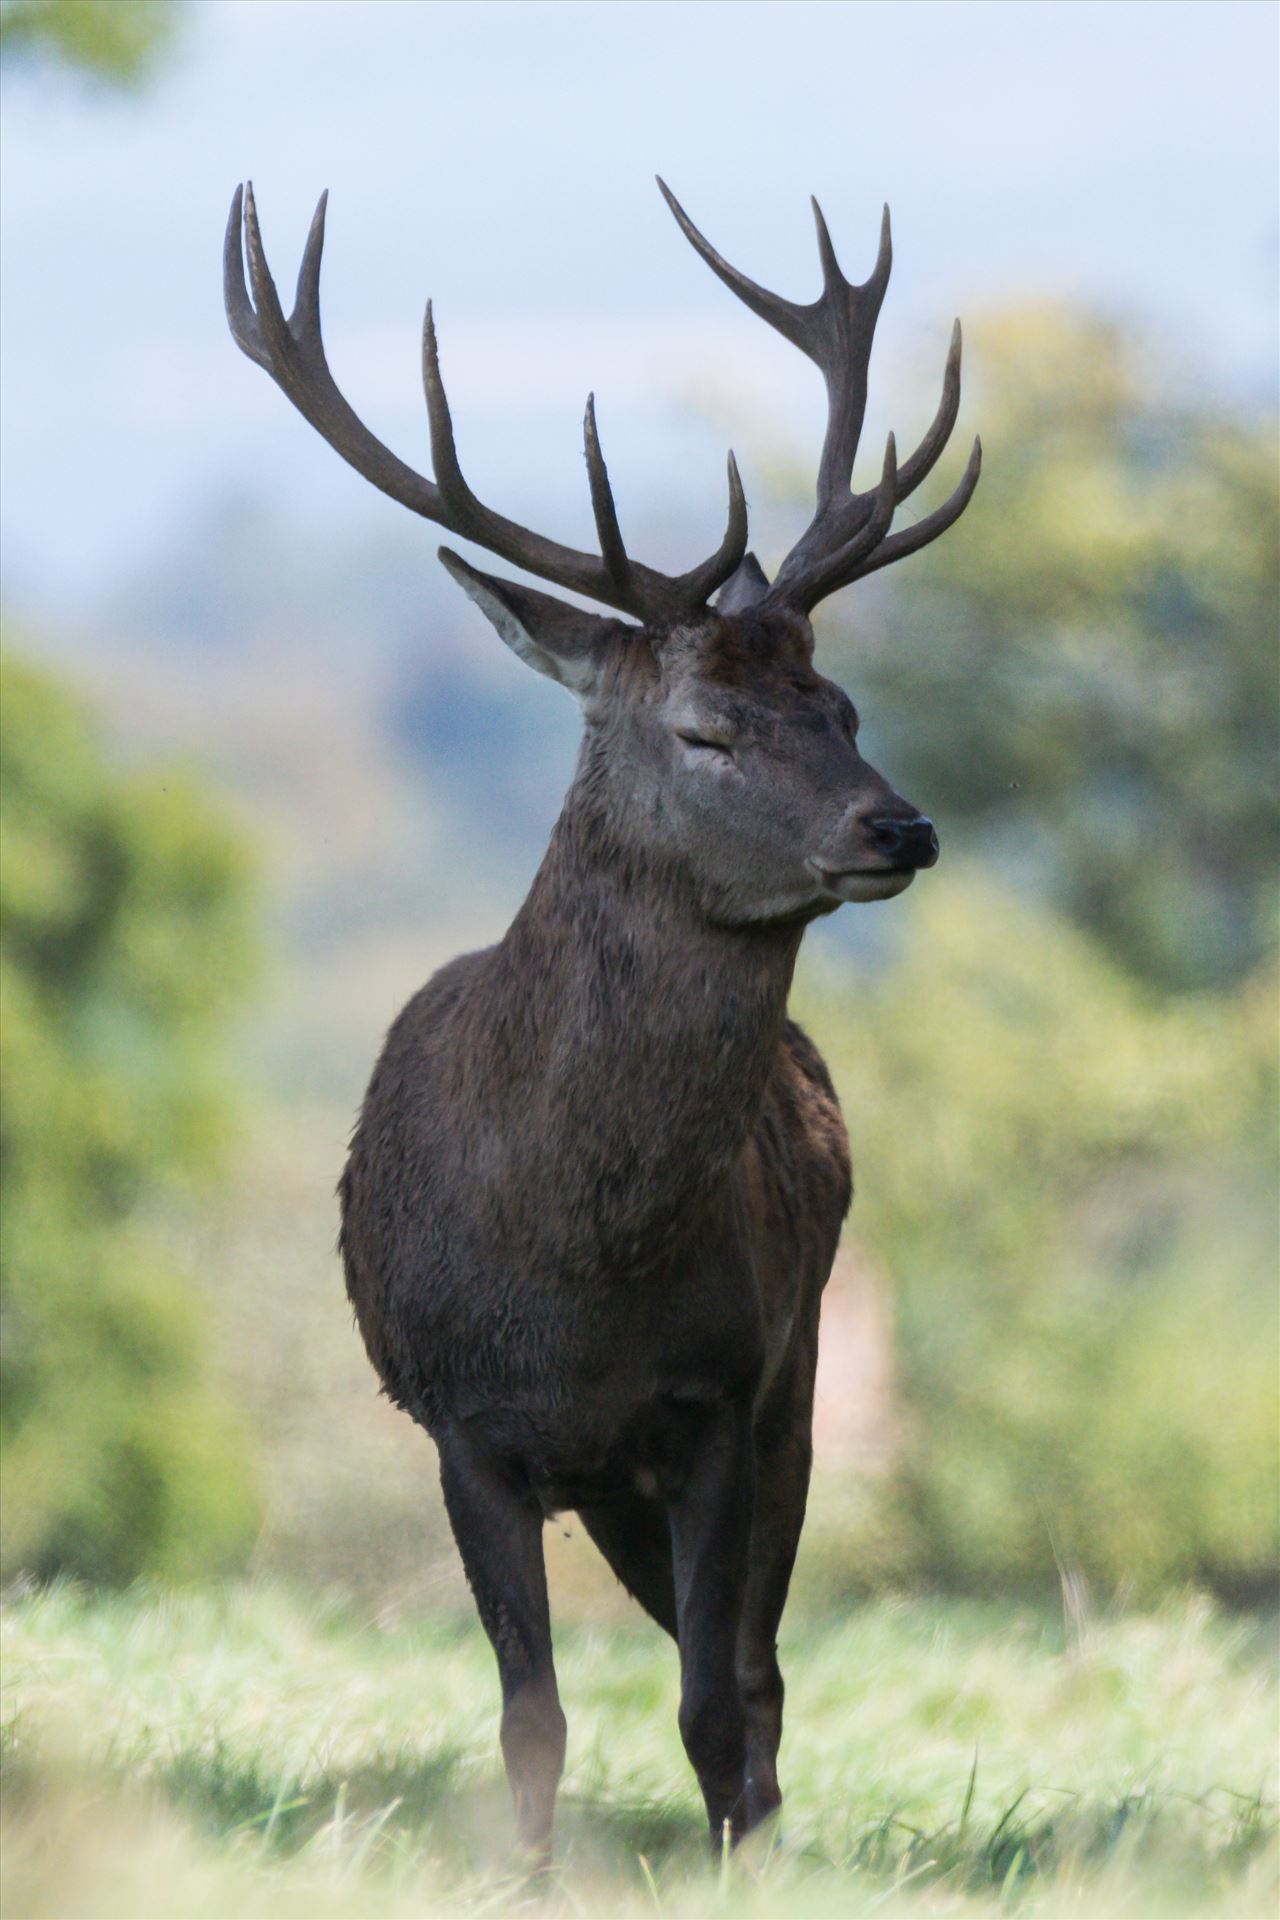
[476,775,805,1272]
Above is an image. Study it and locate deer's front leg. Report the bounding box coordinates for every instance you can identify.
[736,1419,813,1831]
[436,1425,565,1867]
[669,1397,756,1846]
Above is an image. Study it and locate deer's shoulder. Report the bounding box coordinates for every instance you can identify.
[740,1020,851,1304]
[775,1019,851,1199]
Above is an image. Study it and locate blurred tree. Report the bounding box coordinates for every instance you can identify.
[0,0,177,84]
[1,651,261,1583]
[797,873,1278,1604]
[812,307,1279,992]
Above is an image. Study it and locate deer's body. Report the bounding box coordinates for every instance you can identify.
[227,176,978,1860]
[339,806,849,1486]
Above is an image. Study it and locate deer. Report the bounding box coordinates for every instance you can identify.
[225,176,979,1865]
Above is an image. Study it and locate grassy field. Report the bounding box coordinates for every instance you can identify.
[1,1583,1275,1920]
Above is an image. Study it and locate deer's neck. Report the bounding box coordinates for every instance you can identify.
[482,797,803,1264]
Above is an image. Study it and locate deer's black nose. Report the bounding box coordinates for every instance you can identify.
[871,815,939,869]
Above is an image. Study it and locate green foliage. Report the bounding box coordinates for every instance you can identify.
[796,870,1278,1603]
[0,0,178,85]
[2,1584,1275,1917]
[1,651,261,1584]
[764,305,1280,1604]
[819,308,1280,991]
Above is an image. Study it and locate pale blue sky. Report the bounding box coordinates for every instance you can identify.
[2,0,1276,621]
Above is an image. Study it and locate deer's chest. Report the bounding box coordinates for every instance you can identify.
[421,1238,767,1494]
[462,1336,762,1514]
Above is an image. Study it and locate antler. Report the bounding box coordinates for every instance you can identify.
[224,183,747,625]
[657,181,980,615]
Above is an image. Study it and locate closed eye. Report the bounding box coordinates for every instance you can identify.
[676,728,735,760]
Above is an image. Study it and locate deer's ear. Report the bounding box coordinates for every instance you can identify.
[715,551,771,614]
[438,548,621,697]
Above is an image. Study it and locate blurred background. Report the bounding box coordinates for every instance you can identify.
[1,2,1277,1911]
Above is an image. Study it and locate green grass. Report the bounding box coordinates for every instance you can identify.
[1,1583,1276,1918]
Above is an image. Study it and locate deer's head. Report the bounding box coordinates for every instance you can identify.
[226,181,979,928]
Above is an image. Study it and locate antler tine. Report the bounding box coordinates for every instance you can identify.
[657,177,814,355]
[420,301,481,513]
[291,188,328,348]
[809,197,891,512]
[241,182,312,381]
[667,451,749,610]
[224,184,272,371]
[583,395,633,598]
[849,435,982,583]
[895,319,962,502]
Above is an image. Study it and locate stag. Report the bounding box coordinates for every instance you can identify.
[225,178,979,1861]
